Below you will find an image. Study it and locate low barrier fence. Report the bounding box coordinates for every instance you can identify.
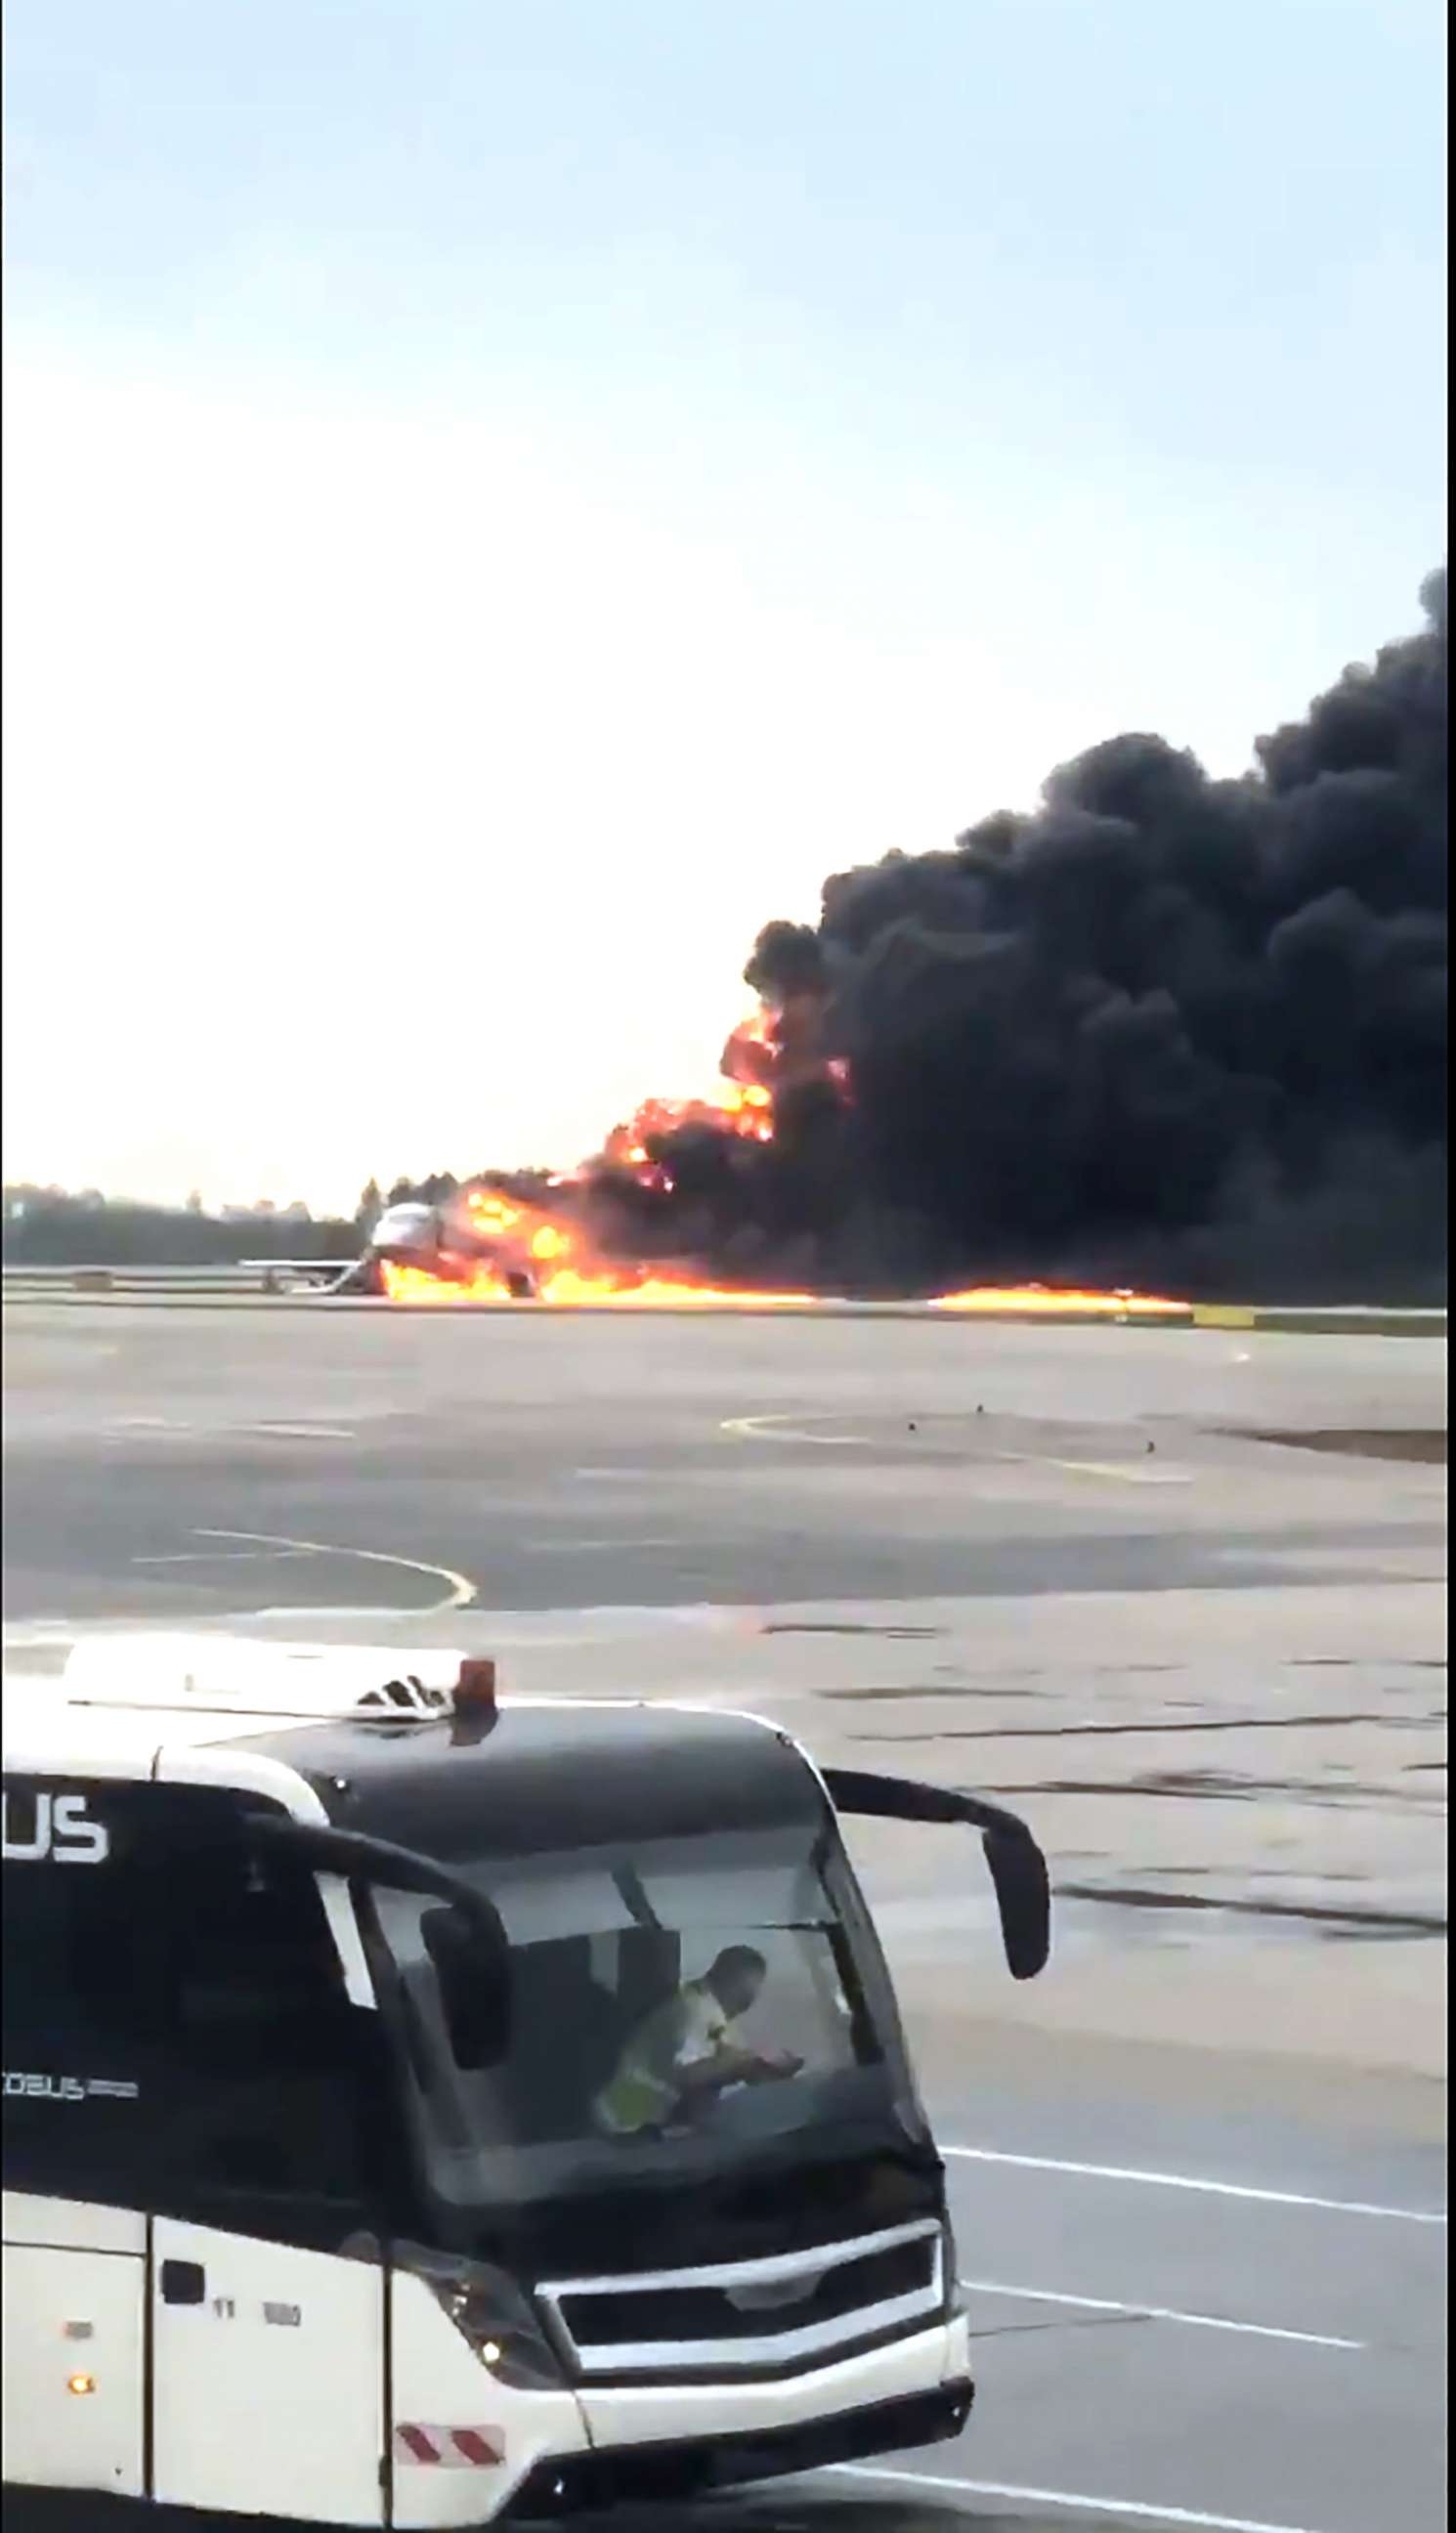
[1,1262,341,1295]
[1,1265,1444,1334]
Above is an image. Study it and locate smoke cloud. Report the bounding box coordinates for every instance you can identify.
[575,572,1449,1300]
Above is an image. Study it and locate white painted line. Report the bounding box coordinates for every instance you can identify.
[958,2277,1363,2349]
[721,1416,1197,1474]
[131,1548,318,1566]
[193,1528,478,1613]
[942,2145,1446,2225]
[833,2466,1332,2533]
[1038,1457,1193,1486]
[527,1538,679,1552]
[246,1606,457,1623]
[107,1418,353,1441]
[234,1422,356,1440]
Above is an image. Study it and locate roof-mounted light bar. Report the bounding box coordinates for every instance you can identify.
[57,1636,497,1728]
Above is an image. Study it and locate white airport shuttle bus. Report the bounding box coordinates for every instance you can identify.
[2,1638,1049,2526]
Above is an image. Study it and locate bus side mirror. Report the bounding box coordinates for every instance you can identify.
[420,1906,512,2069]
[981,1825,1051,1982]
[822,1767,1051,1981]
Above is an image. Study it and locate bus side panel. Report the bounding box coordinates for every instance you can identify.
[1,2237,145,2498]
[151,2219,385,2526]
[2,2193,145,2255]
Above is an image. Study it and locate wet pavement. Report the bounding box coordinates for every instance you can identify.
[3,1303,1447,2530]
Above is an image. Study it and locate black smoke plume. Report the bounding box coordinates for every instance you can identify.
[583,572,1449,1299]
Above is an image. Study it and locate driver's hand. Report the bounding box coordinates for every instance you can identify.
[749,2047,804,2081]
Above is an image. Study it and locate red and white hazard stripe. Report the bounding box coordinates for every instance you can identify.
[394,2424,504,2468]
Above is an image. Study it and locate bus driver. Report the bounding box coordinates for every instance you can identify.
[594,1946,802,2136]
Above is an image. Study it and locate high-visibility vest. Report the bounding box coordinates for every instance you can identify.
[595,1981,727,2132]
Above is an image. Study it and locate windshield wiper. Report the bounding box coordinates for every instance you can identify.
[611,1859,663,1930]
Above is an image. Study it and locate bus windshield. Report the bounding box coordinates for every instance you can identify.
[367,1821,910,2208]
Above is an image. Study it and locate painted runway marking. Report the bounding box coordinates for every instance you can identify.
[834,2467,1333,2533]
[132,1547,317,1566]
[720,1412,870,1445]
[942,2144,1446,2225]
[722,1413,1200,1478]
[234,1422,356,1440]
[107,1418,355,1441]
[233,1605,459,1623]
[958,2277,1363,2350]
[526,1537,679,1552]
[193,1528,478,1613]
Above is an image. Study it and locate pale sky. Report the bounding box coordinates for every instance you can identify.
[3,0,1445,1215]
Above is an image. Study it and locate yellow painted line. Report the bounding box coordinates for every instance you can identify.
[193,1527,478,1611]
[720,1413,869,1445]
[1192,1305,1257,1329]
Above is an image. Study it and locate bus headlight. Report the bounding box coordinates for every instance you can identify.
[401,2248,565,2390]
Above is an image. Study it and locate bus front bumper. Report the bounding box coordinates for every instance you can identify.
[503,2317,973,2520]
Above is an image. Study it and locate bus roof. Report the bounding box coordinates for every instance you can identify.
[2,1637,822,1856]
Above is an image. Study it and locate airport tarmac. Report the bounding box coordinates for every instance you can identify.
[2,1302,1447,2532]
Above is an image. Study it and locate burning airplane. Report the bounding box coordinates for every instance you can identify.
[336,573,1443,1311]
[333,1192,544,1299]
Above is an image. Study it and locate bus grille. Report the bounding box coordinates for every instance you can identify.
[536,2219,945,2381]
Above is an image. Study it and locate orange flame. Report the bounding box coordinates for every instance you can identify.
[931,1286,1188,1318]
[380,1257,818,1309]
[373,999,1184,1316]
[377,1154,816,1308]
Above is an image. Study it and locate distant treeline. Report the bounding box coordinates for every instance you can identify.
[1,1186,361,1267]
